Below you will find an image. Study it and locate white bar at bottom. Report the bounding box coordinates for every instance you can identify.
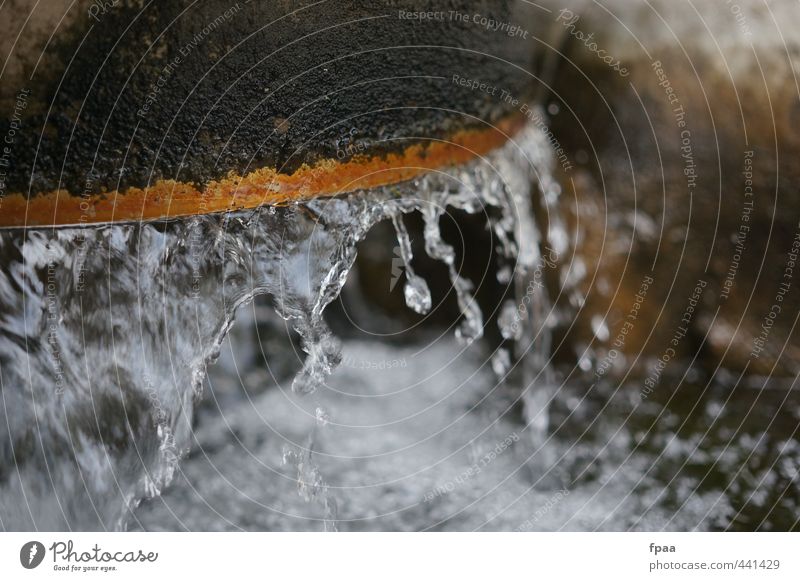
[0,533,796,579]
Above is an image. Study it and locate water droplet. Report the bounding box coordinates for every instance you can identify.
[591,315,610,342]
[499,300,522,341]
[404,274,432,315]
[315,407,331,427]
[492,348,512,377]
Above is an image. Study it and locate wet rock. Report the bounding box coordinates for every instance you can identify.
[533,0,800,376]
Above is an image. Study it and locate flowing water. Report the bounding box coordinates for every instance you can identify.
[0,120,555,530]
[2,117,797,531]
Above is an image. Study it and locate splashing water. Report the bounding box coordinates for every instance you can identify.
[0,119,557,530]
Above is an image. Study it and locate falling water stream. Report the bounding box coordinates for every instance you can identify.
[4,114,797,531]
[0,120,559,530]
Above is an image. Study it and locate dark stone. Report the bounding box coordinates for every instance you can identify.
[0,0,537,199]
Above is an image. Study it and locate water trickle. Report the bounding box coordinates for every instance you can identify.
[0,120,557,529]
[281,435,338,531]
[390,214,431,315]
[419,200,483,345]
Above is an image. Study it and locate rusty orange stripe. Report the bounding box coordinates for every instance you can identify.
[0,116,523,228]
